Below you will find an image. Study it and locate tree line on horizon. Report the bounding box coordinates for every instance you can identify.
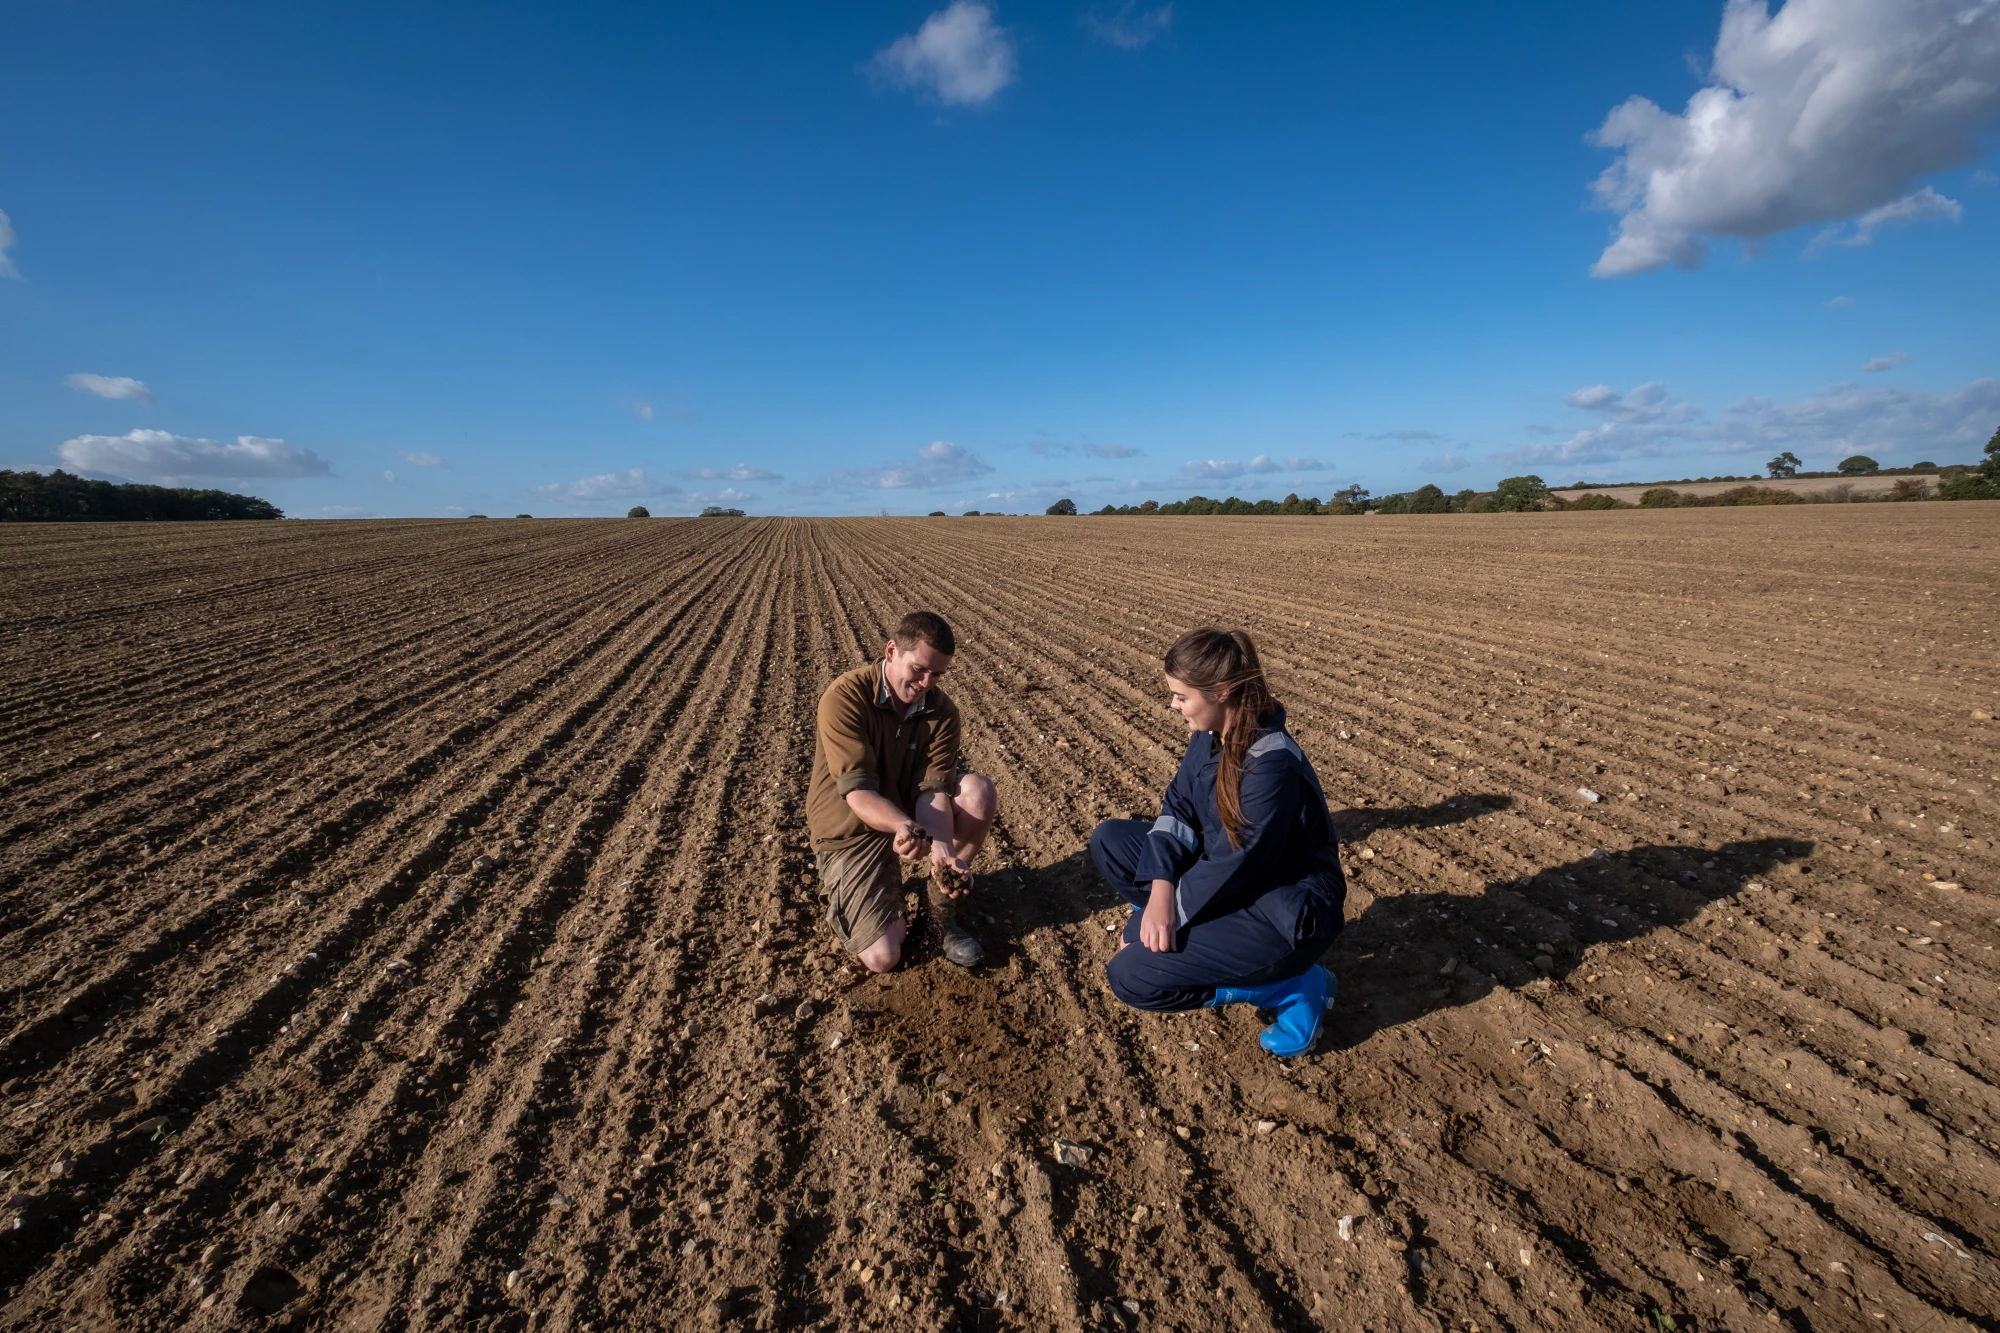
[0,469,284,522]
[1046,428,2000,516]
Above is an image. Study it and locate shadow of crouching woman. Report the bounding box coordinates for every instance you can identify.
[973,794,1518,971]
[1319,835,1816,1050]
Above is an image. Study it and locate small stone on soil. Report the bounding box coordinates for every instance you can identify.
[752,993,781,1017]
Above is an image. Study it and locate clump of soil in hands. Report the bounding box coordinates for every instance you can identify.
[930,859,970,898]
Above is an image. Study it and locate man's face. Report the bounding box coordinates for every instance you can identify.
[884,637,952,706]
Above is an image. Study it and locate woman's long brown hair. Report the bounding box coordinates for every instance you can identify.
[1164,627,1277,848]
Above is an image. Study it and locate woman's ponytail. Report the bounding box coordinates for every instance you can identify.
[1164,627,1277,848]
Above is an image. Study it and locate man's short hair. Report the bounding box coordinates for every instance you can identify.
[893,610,956,657]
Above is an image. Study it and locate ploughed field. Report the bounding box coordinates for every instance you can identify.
[2,508,1997,1333]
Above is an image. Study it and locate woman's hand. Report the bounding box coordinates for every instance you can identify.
[1141,880,1178,952]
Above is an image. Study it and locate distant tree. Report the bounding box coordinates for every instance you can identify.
[626,505,651,518]
[1639,487,1683,508]
[1710,485,1800,506]
[1326,484,1371,515]
[1450,489,1476,512]
[0,469,283,522]
[1911,461,1937,471]
[1767,451,1801,479]
[1491,475,1549,511]
[1407,483,1450,514]
[1570,493,1626,510]
[962,509,981,516]
[928,510,947,516]
[698,505,746,517]
[1137,499,1159,514]
[1374,492,1412,514]
[1045,498,1078,515]
[515,513,533,519]
[1837,454,1879,475]
[467,513,489,519]
[1938,428,2000,499]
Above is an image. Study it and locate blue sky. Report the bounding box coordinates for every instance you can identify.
[3,0,1996,516]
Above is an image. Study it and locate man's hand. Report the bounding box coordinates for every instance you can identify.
[929,842,973,898]
[1140,880,1177,952]
[892,820,932,861]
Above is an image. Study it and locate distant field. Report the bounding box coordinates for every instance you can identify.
[2,507,1996,1332]
[1554,472,1942,501]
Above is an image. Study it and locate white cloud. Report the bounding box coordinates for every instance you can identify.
[400,450,443,466]
[1562,380,1694,424]
[1720,377,2000,458]
[1504,382,1702,464]
[1282,455,1331,472]
[0,209,18,279]
[1586,0,2000,277]
[1499,375,2000,466]
[57,429,331,483]
[692,463,782,481]
[630,400,655,421]
[380,470,397,483]
[1422,450,1471,473]
[532,468,680,501]
[317,505,375,519]
[871,2,1017,106]
[1085,2,1173,48]
[1808,186,1963,253]
[1826,294,1856,308]
[1082,442,1142,458]
[1181,454,1295,480]
[64,373,155,404]
[1860,351,1910,372]
[811,439,994,492]
[1366,429,1443,442]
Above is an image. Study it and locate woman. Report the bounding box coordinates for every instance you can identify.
[1089,627,1344,1057]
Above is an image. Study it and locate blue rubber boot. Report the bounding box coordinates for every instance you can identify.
[1210,965,1332,1057]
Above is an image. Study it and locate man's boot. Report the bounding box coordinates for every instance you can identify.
[926,865,985,967]
[935,909,985,967]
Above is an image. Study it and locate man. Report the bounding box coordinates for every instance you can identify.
[806,610,997,972]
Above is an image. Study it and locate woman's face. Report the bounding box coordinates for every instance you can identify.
[1165,673,1228,734]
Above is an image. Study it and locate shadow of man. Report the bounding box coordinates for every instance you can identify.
[1321,835,1816,1049]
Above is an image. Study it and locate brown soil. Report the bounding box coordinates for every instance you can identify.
[930,862,971,900]
[1,507,1996,1333]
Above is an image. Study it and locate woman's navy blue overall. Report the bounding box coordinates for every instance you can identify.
[1090,707,1345,1012]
